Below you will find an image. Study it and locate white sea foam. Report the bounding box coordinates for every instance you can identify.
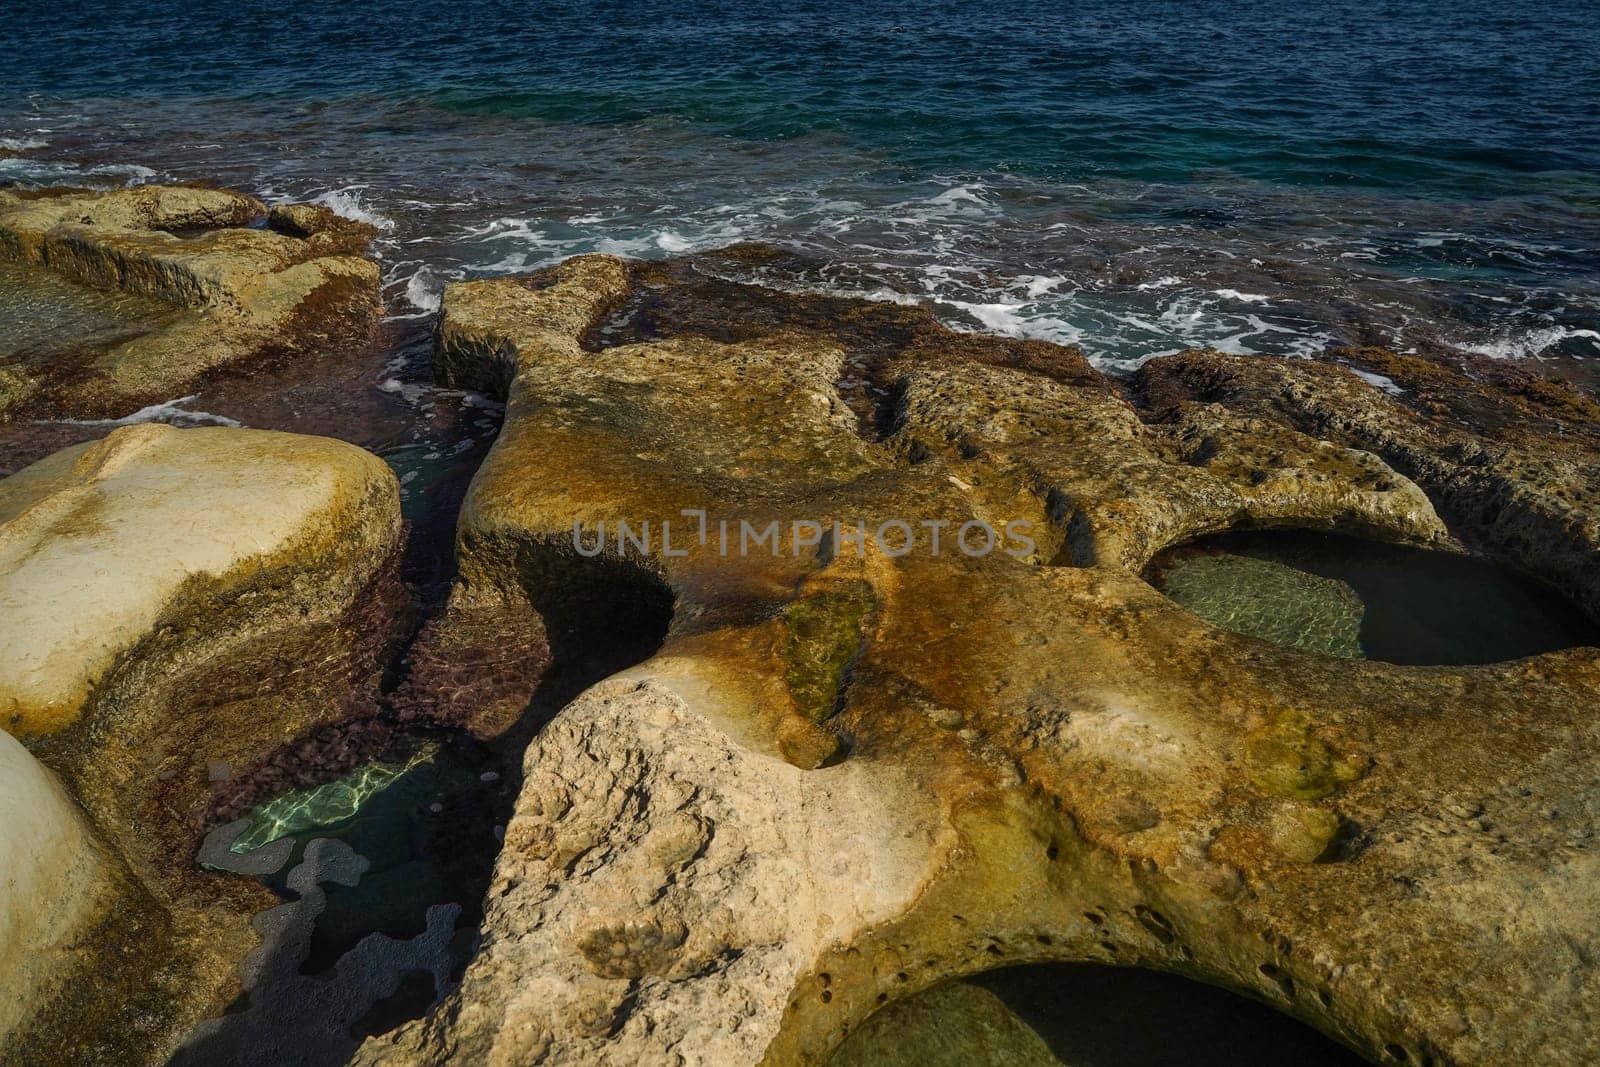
[926,183,989,207]
[1461,325,1600,359]
[1349,369,1406,395]
[1021,275,1069,298]
[403,265,443,314]
[378,355,504,414]
[0,157,155,186]
[53,396,241,428]
[415,180,1455,375]
[461,214,757,264]
[102,162,156,179]
[310,187,394,230]
[463,216,550,243]
[0,137,47,151]
[950,300,1030,336]
[654,230,693,252]
[592,235,655,256]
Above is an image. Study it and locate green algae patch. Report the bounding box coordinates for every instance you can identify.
[1245,712,1367,801]
[1270,803,1344,863]
[782,582,875,723]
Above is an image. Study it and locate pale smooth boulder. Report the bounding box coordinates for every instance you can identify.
[0,422,403,1063]
[0,423,401,736]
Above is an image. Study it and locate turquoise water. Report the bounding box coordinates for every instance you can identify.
[4,0,1597,367]
[203,735,506,966]
[188,733,508,1062]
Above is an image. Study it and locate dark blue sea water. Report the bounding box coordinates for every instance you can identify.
[4,0,1599,367]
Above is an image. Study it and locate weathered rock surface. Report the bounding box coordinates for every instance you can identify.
[0,184,379,420]
[0,730,126,1051]
[1139,346,1600,618]
[0,422,399,736]
[349,252,1600,1066]
[0,423,404,1063]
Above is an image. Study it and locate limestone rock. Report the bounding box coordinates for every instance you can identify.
[1140,347,1600,617]
[0,184,380,421]
[266,201,381,256]
[829,981,1061,1067]
[357,252,1600,1066]
[0,731,123,1050]
[0,423,404,1062]
[0,422,399,736]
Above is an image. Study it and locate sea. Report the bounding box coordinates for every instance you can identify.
[5,0,1598,373]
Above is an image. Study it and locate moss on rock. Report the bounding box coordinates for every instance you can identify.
[782,582,875,723]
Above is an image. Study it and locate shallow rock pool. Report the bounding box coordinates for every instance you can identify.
[1146,529,1599,665]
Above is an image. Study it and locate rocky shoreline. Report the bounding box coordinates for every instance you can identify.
[0,185,379,422]
[2,186,1599,1065]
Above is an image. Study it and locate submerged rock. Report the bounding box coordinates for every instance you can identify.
[1151,547,1367,659]
[0,423,404,1062]
[0,184,379,421]
[828,980,1061,1067]
[356,250,1600,1066]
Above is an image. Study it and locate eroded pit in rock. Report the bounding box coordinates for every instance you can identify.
[1146,529,1600,665]
[831,963,1363,1067]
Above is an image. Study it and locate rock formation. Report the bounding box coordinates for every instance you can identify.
[0,731,128,1050]
[0,184,379,421]
[2,234,1595,1064]
[0,423,403,1062]
[352,250,1600,1066]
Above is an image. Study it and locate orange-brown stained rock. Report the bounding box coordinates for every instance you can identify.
[356,251,1600,1067]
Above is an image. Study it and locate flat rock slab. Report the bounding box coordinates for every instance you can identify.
[359,252,1600,1066]
[0,185,379,421]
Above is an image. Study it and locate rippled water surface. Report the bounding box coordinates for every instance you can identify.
[5,0,1598,370]
[0,261,177,363]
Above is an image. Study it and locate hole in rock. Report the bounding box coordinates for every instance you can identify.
[181,547,675,1064]
[830,962,1363,1066]
[1145,529,1599,665]
[240,732,499,974]
[511,545,677,711]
